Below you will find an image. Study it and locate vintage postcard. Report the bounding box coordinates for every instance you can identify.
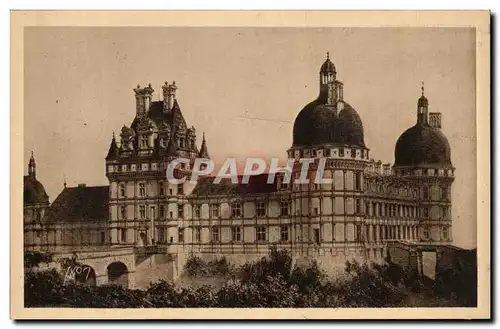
[11,11,490,320]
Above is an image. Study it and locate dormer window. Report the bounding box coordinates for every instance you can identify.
[179,138,185,148]
[140,135,149,149]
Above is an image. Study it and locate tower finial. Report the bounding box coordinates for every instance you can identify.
[31,150,34,158]
[421,81,425,96]
[326,52,330,60]
[112,131,115,139]
[202,132,206,141]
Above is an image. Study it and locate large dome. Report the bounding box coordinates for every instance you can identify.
[394,123,452,167]
[292,97,365,148]
[24,175,49,205]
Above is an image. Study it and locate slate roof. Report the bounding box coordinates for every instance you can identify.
[44,185,109,223]
[190,173,278,197]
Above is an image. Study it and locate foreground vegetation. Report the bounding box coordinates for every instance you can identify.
[24,248,475,308]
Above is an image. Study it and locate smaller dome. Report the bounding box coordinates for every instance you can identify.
[394,123,452,167]
[320,52,336,74]
[24,175,49,205]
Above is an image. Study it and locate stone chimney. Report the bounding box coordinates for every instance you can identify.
[134,83,154,116]
[376,160,383,174]
[429,112,442,129]
[162,81,178,112]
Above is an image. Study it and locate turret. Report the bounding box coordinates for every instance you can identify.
[417,82,429,125]
[198,132,210,159]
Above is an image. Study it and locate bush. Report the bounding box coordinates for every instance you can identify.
[24,248,472,308]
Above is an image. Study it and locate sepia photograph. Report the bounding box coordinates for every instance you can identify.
[10,11,490,320]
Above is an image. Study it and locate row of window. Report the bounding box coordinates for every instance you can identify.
[115,225,449,245]
[118,182,184,198]
[280,172,363,191]
[289,147,368,159]
[118,201,449,221]
[182,226,290,243]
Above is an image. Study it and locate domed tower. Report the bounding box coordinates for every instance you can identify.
[283,53,370,259]
[393,84,454,244]
[23,152,50,250]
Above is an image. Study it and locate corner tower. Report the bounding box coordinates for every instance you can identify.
[393,84,454,244]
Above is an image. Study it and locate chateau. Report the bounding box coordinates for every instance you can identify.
[24,53,454,271]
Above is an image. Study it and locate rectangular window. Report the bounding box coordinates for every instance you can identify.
[280,201,289,216]
[159,205,165,219]
[351,148,356,158]
[100,232,105,244]
[355,225,362,242]
[178,184,184,195]
[441,186,448,200]
[139,183,146,197]
[313,207,319,216]
[231,202,242,218]
[211,227,220,242]
[195,227,201,242]
[150,206,156,219]
[256,202,266,217]
[423,187,429,200]
[314,228,321,244]
[355,199,361,214]
[423,227,430,240]
[121,229,127,243]
[120,184,126,198]
[139,205,146,219]
[442,227,449,239]
[194,205,201,218]
[120,205,127,219]
[423,207,429,218]
[256,226,266,242]
[178,205,184,219]
[354,172,362,190]
[158,228,165,243]
[339,147,344,157]
[281,181,289,190]
[211,204,220,218]
[232,227,242,242]
[280,226,289,241]
[178,228,184,243]
[159,184,164,196]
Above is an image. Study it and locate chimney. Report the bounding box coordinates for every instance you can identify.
[376,161,383,174]
[78,183,87,188]
[429,112,442,129]
[162,81,178,112]
[133,84,154,116]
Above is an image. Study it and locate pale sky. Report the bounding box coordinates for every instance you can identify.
[24,27,477,248]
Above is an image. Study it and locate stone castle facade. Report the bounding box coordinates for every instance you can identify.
[24,53,454,270]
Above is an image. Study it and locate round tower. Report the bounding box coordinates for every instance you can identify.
[393,84,454,244]
[283,53,370,261]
